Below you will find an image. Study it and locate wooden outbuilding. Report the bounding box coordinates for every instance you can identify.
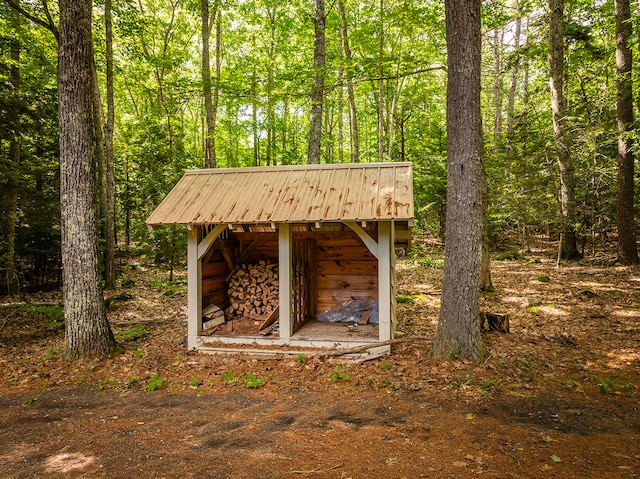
[146,162,413,355]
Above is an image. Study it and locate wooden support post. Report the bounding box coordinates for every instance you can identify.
[187,227,203,349]
[378,221,395,342]
[278,223,293,339]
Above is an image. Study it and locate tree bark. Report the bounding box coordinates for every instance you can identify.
[337,0,359,162]
[104,0,116,289]
[201,0,216,168]
[307,0,325,164]
[548,0,580,259]
[377,0,385,163]
[5,4,21,294]
[492,23,504,148]
[505,10,523,142]
[615,0,638,263]
[432,0,486,361]
[59,0,116,360]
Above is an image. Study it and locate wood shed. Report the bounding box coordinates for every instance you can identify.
[146,162,413,355]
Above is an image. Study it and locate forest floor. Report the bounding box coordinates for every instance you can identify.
[0,237,639,479]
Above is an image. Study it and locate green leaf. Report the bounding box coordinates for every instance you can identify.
[550,455,562,463]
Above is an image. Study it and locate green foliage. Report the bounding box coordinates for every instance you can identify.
[537,275,550,282]
[597,376,616,395]
[295,353,305,363]
[44,347,60,360]
[243,373,264,389]
[116,324,147,341]
[330,364,348,382]
[143,373,163,392]
[396,293,428,303]
[221,370,235,383]
[495,250,524,261]
[22,397,38,407]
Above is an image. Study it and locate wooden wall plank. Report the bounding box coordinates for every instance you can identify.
[317,274,377,290]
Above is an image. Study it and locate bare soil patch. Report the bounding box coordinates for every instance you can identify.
[1,241,639,478]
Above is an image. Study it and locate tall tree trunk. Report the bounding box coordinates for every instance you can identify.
[59,0,116,360]
[201,0,216,168]
[337,0,359,162]
[377,0,385,163]
[5,4,21,294]
[337,23,344,163]
[252,68,259,166]
[492,23,504,148]
[432,0,486,361]
[266,4,276,166]
[505,11,523,142]
[615,0,638,263]
[104,0,116,289]
[548,0,580,259]
[308,0,326,164]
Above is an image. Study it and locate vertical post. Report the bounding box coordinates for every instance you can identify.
[278,223,293,339]
[378,221,395,341]
[187,227,203,349]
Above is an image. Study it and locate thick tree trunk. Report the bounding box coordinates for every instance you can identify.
[615,0,638,263]
[337,0,359,162]
[59,0,116,360]
[104,0,116,289]
[307,0,325,164]
[432,0,486,361]
[548,0,580,259]
[5,5,21,294]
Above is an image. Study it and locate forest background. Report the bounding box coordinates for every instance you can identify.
[0,0,636,294]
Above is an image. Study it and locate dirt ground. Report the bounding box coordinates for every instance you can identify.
[1,239,639,478]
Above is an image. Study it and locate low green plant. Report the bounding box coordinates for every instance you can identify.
[44,347,60,360]
[144,373,163,392]
[117,324,147,341]
[496,250,524,261]
[330,364,348,382]
[243,373,264,389]
[597,376,616,395]
[623,383,635,398]
[379,360,392,370]
[381,379,397,391]
[481,379,502,392]
[134,348,145,358]
[537,275,550,282]
[295,353,305,363]
[22,397,38,406]
[396,294,428,303]
[416,255,444,269]
[526,306,540,314]
[550,455,562,463]
[188,377,201,388]
[221,370,235,383]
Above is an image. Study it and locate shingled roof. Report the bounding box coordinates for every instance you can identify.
[146,162,413,229]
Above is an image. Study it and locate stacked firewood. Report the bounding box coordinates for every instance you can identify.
[227,261,279,317]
